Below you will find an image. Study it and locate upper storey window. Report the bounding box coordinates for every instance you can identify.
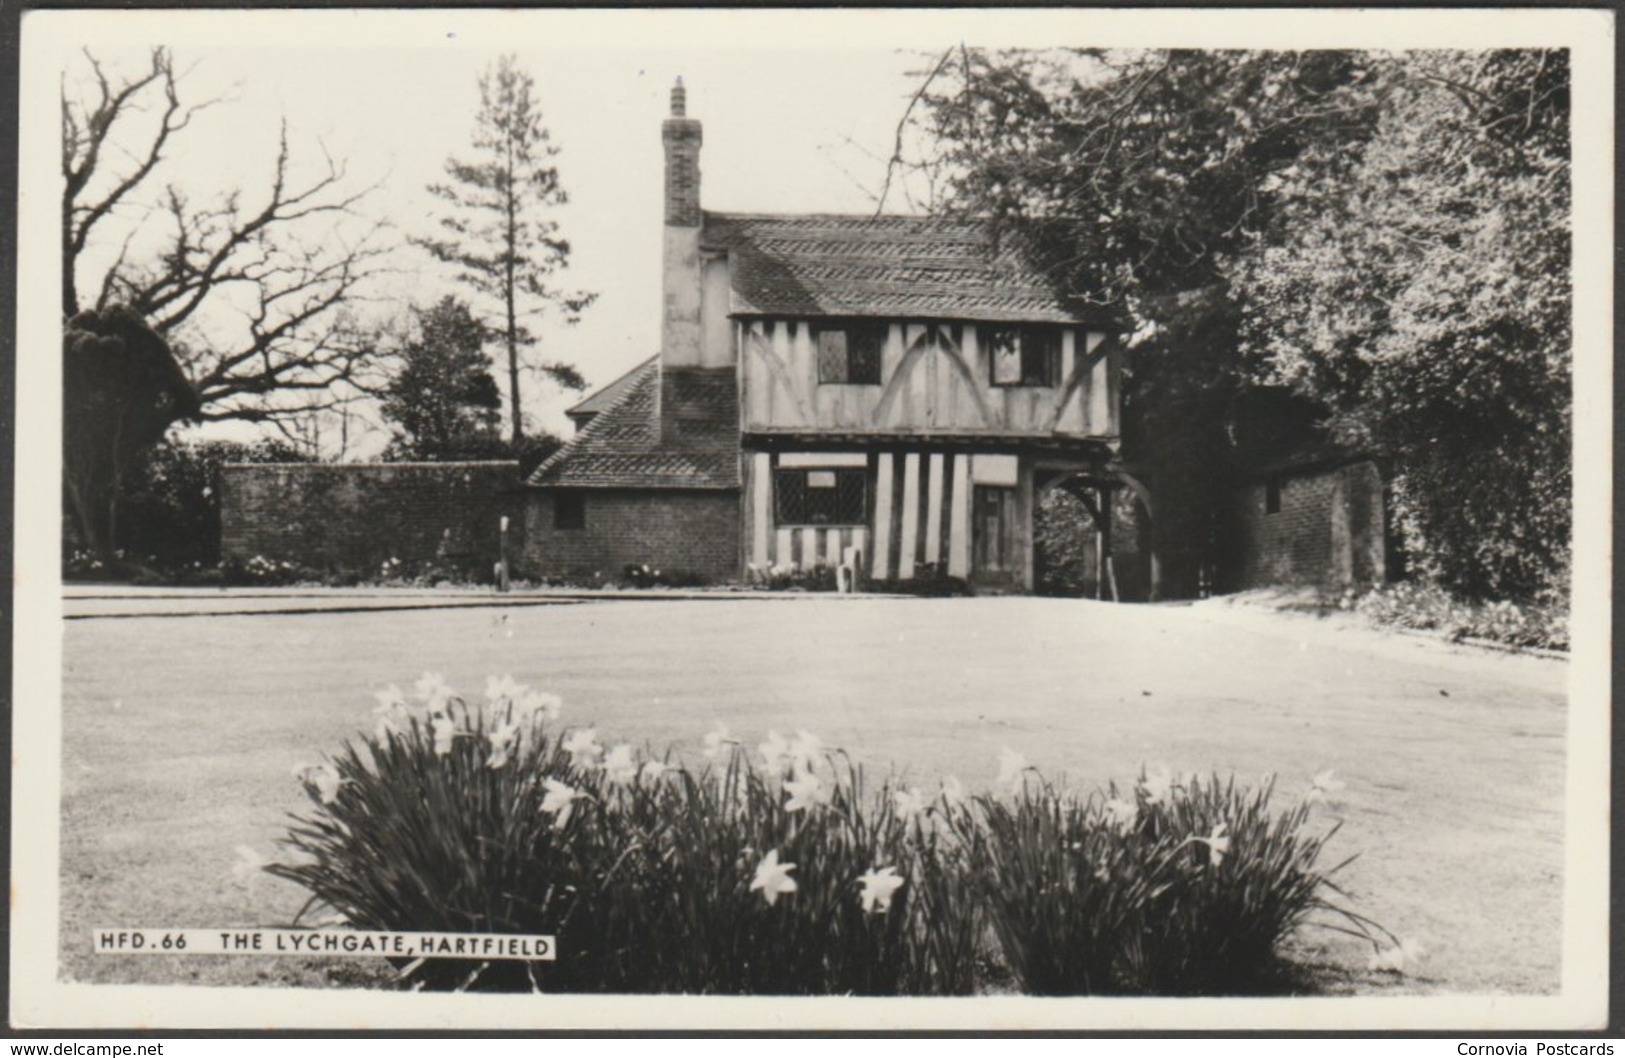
[816,323,884,385]
[989,326,1061,387]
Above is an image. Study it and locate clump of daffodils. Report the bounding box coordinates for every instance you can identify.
[267,678,1390,997]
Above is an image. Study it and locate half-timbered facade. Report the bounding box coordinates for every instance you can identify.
[523,82,1126,591]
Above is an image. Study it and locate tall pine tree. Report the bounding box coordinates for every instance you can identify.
[420,54,595,444]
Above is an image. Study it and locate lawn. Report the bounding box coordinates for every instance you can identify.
[58,594,1569,993]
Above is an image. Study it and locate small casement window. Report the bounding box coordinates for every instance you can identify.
[554,493,586,530]
[815,323,884,385]
[774,467,867,526]
[1264,476,1283,515]
[989,326,1061,387]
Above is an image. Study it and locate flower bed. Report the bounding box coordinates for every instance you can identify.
[262,678,1399,994]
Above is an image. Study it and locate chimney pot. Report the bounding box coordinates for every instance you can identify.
[671,78,686,118]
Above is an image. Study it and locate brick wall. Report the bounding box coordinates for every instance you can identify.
[220,462,522,577]
[1227,461,1386,590]
[522,489,740,583]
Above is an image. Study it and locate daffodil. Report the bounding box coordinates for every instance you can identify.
[893,787,926,819]
[758,730,792,774]
[486,719,520,770]
[295,762,343,804]
[1191,822,1231,867]
[562,727,602,767]
[1368,936,1426,975]
[1307,768,1346,805]
[414,671,454,711]
[996,747,1028,794]
[702,722,735,760]
[641,760,671,782]
[788,729,824,771]
[372,684,406,712]
[783,769,829,813]
[514,691,564,724]
[231,844,266,886]
[749,849,798,906]
[855,865,904,914]
[373,704,407,742]
[1139,765,1174,806]
[940,775,967,808]
[430,715,458,758]
[1103,797,1139,833]
[601,743,638,785]
[485,674,528,703]
[539,778,579,830]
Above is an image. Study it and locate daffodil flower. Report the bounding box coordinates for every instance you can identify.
[372,684,406,713]
[893,787,926,819]
[295,762,344,805]
[940,775,967,808]
[1190,822,1231,867]
[562,728,602,767]
[1103,797,1139,833]
[374,704,407,742]
[855,865,904,914]
[1307,768,1346,805]
[231,844,266,886]
[783,769,829,813]
[601,743,638,785]
[702,722,735,760]
[484,674,528,703]
[641,760,671,782]
[758,730,792,774]
[540,778,579,830]
[486,719,520,770]
[414,671,454,710]
[788,729,824,771]
[514,691,564,724]
[1368,936,1426,974]
[996,747,1028,794]
[430,715,458,758]
[1139,766,1174,806]
[749,849,798,906]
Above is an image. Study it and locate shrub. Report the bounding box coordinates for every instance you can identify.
[1357,580,1569,652]
[265,683,1386,995]
[951,766,1386,996]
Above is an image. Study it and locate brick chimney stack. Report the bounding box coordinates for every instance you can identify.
[662,78,702,228]
[661,77,705,376]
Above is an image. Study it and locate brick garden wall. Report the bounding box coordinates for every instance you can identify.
[220,462,523,578]
[522,489,740,583]
[1227,461,1385,590]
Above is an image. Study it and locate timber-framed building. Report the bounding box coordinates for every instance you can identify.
[522,82,1146,593]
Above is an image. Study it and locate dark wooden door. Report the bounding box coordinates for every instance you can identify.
[972,485,1018,586]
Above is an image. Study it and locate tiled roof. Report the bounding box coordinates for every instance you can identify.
[527,360,739,490]
[565,356,654,424]
[701,212,1103,324]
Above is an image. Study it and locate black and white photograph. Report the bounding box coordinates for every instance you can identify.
[10,6,1613,1032]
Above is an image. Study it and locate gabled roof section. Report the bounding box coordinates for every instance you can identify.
[701,212,1105,325]
[565,356,655,426]
[527,360,739,490]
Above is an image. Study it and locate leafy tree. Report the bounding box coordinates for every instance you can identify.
[62,47,392,428]
[63,307,200,557]
[380,297,503,460]
[903,49,1382,594]
[419,54,596,445]
[904,49,1568,602]
[1228,51,1570,600]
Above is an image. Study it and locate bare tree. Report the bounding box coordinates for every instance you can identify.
[61,46,394,428]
